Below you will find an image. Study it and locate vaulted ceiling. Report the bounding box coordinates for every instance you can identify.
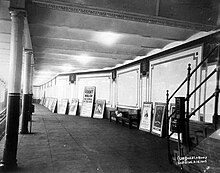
[0,0,219,86]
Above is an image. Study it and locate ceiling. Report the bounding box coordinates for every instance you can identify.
[0,0,219,86]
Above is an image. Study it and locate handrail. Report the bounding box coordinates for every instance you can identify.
[189,46,217,78]
[188,68,217,99]
[188,93,216,119]
[168,78,187,102]
[0,108,7,123]
[167,46,218,102]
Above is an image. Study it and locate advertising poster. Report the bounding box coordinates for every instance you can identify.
[68,98,79,116]
[48,98,53,110]
[93,99,106,119]
[139,102,153,132]
[152,102,166,137]
[44,98,49,108]
[80,86,96,117]
[57,98,68,114]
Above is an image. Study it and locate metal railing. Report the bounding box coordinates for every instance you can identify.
[0,108,6,123]
[166,45,220,164]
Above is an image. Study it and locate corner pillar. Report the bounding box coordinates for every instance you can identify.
[0,9,25,170]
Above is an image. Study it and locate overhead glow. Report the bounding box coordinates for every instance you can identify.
[75,54,94,64]
[94,31,121,46]
[37,70,55,76]
[59,64,75,71]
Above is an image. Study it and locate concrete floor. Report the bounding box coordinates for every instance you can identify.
[0,104,181,173]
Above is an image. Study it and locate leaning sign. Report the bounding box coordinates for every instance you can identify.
[80,86,96,117]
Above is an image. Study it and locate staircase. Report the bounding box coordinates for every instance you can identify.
[166,45,220,173]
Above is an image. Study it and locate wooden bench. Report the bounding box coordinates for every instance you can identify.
[109,107,141,129]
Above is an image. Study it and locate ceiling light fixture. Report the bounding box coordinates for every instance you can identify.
[94,31,121,46]
[75,54,94,64]
[60,64,75,72]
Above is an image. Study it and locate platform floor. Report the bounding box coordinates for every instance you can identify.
[0,104,181,173]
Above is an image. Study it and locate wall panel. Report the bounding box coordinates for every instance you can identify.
[76,73,112,105]
[117,65,140,108]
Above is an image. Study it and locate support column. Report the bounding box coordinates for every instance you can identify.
[29,63,34,133]
[20,49,32,134]
[0,9,25,170]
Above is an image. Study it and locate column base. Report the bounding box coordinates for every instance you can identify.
[20,94,30,134]
[0,160,17,172]
[19,130,29,134]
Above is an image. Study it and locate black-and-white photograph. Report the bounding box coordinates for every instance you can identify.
[0,0,219,172]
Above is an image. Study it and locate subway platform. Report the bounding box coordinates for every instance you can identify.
[0,104,181,173]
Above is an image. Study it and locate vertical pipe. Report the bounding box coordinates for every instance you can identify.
[0,9,25,170]
[177,133,183,172]
[166,90,172,163]
[20,49,32,134]
[185,64,191,152]
[214,45,220,130]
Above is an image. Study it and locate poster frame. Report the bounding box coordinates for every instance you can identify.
[57,98,68,114]
[68,98,79,116]
[139,102,153,132]
[80,86,96,118]
[51,98,57,113]
[93,99,106,119]
[151,102,166,137]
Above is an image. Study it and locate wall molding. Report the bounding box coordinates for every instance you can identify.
[32,0,215,31]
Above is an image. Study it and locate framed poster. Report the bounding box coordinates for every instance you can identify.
[68,98,79,116]
[139,102,153,132]
[80,86,96,117]
[152,102,166,137]
[51,98,57,113]
[57,98,68,114]
[48,98,53,110]
[169,103,182,141]
[93,99,106,119]
[48,98,54,111]
[45,98,49,108]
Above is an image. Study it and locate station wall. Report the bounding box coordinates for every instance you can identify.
[33,41,219,123]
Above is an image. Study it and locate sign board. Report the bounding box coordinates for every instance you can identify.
[139,102,153,132]
[80,86,96,117]
[68,98,79,116]
[57,98,68,114]
[93,99,106,119]
[152,102,166,137]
